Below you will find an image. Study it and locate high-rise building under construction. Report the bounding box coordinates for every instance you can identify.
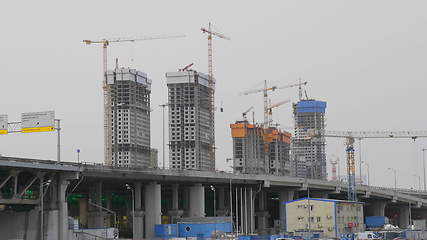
[166,70,215,170]
[104,68,152,167]
[230,121,291,175]
[291,100,327,179]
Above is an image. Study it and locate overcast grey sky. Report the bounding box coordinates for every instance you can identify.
[1,0,426,189]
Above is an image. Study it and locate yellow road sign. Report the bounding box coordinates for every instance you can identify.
[21,126,55,133]
[0,130,8,135]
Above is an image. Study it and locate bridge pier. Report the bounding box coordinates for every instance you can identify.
[398,205,410,229]
[144,181,161,239]
[79,198,88,228]
[217,187,228,216]
[88,182,104,228]
[133,181,144,239]
[189,183,205,217]
[366,200,387,216]
[168,184,183,223]
[279,189,294,231]
[256,190,270,234]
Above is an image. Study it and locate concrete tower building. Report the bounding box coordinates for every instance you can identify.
[104,68,152,167]
[166,70,215,171]
[230,121,265,174]
[264,127,292,175]
[291,100,327,179]
[230,122,291,175]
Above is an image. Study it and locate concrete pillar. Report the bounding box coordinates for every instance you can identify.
[168,184,183,223]
[279,189,294,231]
[398,206,410,229]
[256,190,270,234]
[217,187,227,216]
[247,187,255,234]
[134,182,144,239]
[106,191,112,210]
[79,198,88,228]
[182,186,189,215]
[58,176,70,240]
[94,182,103,227]
[368,201,386,216]
[144,182,161,239]
[189,184,205,217]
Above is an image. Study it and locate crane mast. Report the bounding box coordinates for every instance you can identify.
[201,23,230,166]
[242,80,307,128]
[83,34,185,165]
[311,129,427,201]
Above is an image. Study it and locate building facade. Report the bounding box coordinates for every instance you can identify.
[230,121,265,174]
[230,121,291,175]
[285,198,364,239]
[104,68,152,167]
[291,100,327,179]
[166,71,215,170]
[264,127,292,175]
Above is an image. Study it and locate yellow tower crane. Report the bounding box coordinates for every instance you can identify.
[242,81,307,128]
[201,23,230,165]
[267,99,291,125]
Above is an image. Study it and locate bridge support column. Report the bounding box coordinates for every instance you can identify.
[58,174,76,240]
[144,182,161,239]
[189,183,205,217]
[134,182,144,239]
[279,189,294,231]
[246,187,255,234]
[367,201,386,216]
[217,187,227,216]
[168,184,183,223]
[88,182,104,228]
[256,190,270,234]
[79,198,88,228]
[398,206,410,229]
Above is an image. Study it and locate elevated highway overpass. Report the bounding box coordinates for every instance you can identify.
[0,156,426,239]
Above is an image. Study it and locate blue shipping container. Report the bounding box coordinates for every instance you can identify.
[154,224,178,237]
[365,216,389,228]
[178,222,232,238]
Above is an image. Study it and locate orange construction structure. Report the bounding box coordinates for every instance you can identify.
[230,121,292,175]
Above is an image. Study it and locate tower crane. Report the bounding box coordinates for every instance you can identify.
[267,99,291,126]
[310,129,427,201]
[83,34,185,165]
[242,106,254,121]
[201,23,230,165]
[241,81,307,128]
[83,34,186,74]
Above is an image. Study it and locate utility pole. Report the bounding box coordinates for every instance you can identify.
[56,119,61,162]
[388,168,397,195]
[358,138,362,184]
[422,148,427,191]
[159,103,168,169]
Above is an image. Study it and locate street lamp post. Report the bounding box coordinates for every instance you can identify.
[413,174,422,190]
[210,185,216,216]
[387,168,397,196]
[358,138,363,184]
[422,149,427,191]
[126,184,135,240]
[77,149,80,164]
[363,161,370,187]
[159,103,168,169]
